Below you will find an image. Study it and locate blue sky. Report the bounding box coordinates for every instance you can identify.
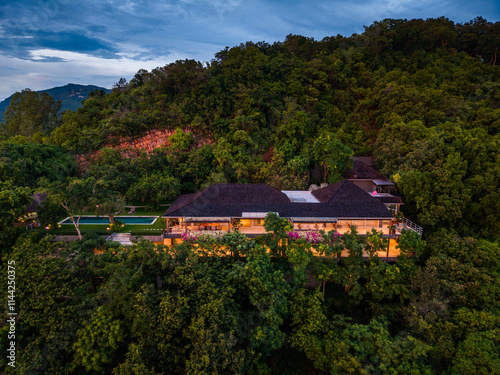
[0,0,498,101]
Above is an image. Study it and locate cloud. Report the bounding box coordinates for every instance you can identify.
[0,48,180,100]
[0,0,498,100]
[0,31,117,60]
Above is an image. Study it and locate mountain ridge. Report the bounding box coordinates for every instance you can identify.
[0,83,111,121]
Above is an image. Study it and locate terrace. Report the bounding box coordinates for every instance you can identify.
[161,180,425,255]
[165,217,394,237]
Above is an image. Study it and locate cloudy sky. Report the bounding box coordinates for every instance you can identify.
[0,0,498,101]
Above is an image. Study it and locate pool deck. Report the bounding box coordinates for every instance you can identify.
[58,215,159,225]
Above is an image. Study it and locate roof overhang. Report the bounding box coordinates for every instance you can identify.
[372,180,394,186]
[241,212,273,218]
[185,217,232,222]
[290,217,338,223]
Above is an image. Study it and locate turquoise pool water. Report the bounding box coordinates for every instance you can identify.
[60,216,157,225]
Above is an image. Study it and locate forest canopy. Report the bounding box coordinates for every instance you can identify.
[3,16,493,239]
[0,16,499,374]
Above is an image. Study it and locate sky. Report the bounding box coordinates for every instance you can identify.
[0,0,498,101]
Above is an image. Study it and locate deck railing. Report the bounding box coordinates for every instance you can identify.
[400,218,423,236]
[26,222,37,231]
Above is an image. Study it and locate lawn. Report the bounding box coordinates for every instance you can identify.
[42,213,166,236]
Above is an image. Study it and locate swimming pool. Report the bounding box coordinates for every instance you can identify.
[59,216,158,225]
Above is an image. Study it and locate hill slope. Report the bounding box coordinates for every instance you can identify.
[0,84,111,121]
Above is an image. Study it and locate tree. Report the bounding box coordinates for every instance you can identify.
[275,100,311,152]
[2,89,61,138]
[39,177,101,240]
[0,142,77,188]
[126,173,180,209]
[311,132,353,184]
[393,143,471,229]
[259,149,309,190]
[0,180,32,256]
[0,180,32,231]
[0,234,88,375]
[168,127,194,151]
[93,193,125,224]
[73,306,124,373]
[239,247,289,356]
[451,331,500,374]
[340,318,432,374]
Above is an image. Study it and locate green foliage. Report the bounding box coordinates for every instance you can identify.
[73,306,124,373]
[0,234,87,375]
[263,212,293,234]
[38,177,103,239]
[168,127,194,150]
[1,225,499,374]
[451,331,500,375]
[311,132,353,184]
[1,89,61,139]
[125,173,180,209]
[0,180,32,231]
[1,16,500,375]
[341,318,432,374]
[0,141,77,188]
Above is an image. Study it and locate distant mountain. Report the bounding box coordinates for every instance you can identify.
[0,84,111,121]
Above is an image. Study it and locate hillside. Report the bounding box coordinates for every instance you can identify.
[0,83,110,121]
[48,17,499,241]
[1,17,500,375]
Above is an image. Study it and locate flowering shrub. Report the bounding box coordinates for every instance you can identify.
[181,230,225,242]
[288,231,324,244]
[330,231,342,240]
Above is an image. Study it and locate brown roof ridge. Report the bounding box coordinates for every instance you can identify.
[311,179,348,202]
[312,179,388,206]
[345,160,387,180]
[164,192,200,214]
[164,180,393,219]
[202,183,291,204]
[164,183,291,216]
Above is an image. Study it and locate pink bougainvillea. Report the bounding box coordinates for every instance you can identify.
[287,231,325,244]
[181,231,225,242]
[287,231,341,244]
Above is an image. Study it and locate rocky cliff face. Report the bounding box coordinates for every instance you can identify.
[74,128,178,170]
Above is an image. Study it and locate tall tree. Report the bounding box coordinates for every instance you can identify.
[2,89,61,139]
[311,132,353,184]
[39,177,101,240]
[0,180,32,231]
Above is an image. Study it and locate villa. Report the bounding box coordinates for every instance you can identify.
[162,179,417,256]
[346,159,403,214]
